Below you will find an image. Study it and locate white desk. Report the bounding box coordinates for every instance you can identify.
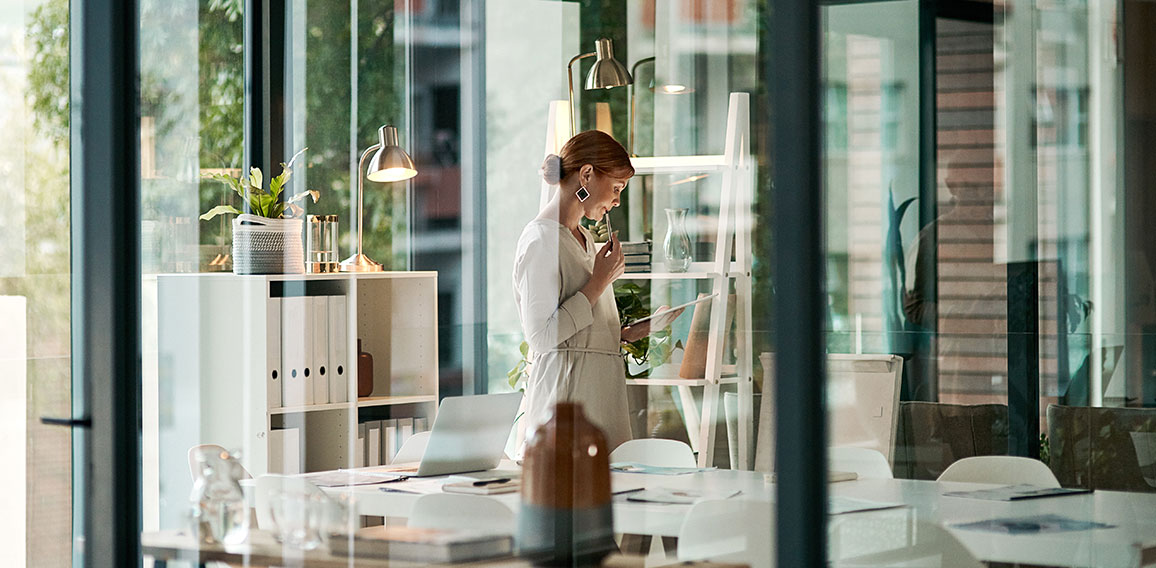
[316,468,1156,567]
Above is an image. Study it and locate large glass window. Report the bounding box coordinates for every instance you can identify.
[8,0,1156,565]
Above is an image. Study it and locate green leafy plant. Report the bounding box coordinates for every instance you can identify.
[199,148,319,220]
[615,282,682,379]
[507,341,530,391]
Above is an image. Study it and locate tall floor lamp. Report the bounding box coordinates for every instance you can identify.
[567,37,633,136]
[340,124,418,272]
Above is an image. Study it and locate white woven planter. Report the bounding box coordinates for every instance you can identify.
[231,214,305,274]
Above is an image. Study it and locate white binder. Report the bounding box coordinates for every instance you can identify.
[367,420,382,466]
[355,423,366,468]
[398,417,414,448]
[383,419,398,464]
[310,296,330,404]
[266,297,283,409]
[328,295,349,403]
[281,296,308,407]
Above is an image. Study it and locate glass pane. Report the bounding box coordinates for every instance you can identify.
[1,0,74,565]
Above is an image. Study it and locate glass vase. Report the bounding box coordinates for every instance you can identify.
[663,208,692,272]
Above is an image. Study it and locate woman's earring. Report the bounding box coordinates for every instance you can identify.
[575,186,590,202]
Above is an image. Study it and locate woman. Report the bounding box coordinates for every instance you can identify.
[513,130,677,450]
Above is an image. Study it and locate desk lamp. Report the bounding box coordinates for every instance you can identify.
[567,37,632,136]
[628,57,694,155]
[340,124,417,272]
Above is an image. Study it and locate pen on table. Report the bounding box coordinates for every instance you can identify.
[472,477,512,487]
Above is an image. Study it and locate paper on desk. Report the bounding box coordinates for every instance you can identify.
[301,471,407,487]
[942,484,1092,502]
[611,462,716,475]
[626,488,741,505]
[828,496,905,515]
[952,514,1114,535]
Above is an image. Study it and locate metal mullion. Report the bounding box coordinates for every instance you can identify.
[770,0,827,565]
[71,0,142,565]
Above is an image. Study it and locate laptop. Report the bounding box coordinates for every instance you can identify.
[406,392,523,477]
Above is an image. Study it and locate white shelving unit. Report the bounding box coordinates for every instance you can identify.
[542,93,755,468]
[156,272,438,492]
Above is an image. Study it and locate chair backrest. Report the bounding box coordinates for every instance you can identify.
[894,402,1009,480]
[1048,404,1156,492]
[756,353,902,473]
[408,493,516,533]
[829,446,893,480]
[609,439,696,468]
[831,518,982,568]
[390,431,431,464]
[188,444,252,482]
[253,474,334,531]
[937,456,1059,487]
[677,499,773,568]
[827,354,903,466]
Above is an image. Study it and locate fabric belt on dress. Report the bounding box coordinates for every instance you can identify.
[534,346,621,358]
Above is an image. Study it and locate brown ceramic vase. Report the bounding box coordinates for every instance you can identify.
[517,402,615,566]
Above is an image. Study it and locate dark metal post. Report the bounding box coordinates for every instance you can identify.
[245,0,286,180]
[913,0,940,401]
[71,0,142,565]
[1007,261,1040,457]
[770,0,826,565]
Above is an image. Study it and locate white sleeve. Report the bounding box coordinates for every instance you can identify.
[515,240,594,354]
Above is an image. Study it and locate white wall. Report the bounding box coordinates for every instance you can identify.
[0,296,28,568]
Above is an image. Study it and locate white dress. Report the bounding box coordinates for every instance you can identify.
[513,218,632,451]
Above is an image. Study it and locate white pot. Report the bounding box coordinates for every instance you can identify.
[231,214,305,275]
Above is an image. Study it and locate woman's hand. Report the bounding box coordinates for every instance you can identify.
[620,321,650,343]
[581,232,624,305]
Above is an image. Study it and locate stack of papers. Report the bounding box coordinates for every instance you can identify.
[952,514,1114,535]
[330,527,513,562]
[624,488,742,505]
[611,462,716,475]
[942,484,1092,501]
[301,470,406,487]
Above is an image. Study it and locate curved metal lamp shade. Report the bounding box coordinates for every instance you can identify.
[367,125,418,182]
[584,37,633,90]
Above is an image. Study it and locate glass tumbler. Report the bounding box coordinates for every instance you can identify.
[306,214,340,273]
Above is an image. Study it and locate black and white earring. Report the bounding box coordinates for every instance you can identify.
[575,186,590,202]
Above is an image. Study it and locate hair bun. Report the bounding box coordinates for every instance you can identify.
[540,154,563,185]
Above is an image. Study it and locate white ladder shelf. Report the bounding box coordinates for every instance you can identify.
[541,93,755,469]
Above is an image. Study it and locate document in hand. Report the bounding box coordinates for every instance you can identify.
[329,527,513,563]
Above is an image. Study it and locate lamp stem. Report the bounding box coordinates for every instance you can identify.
[567,52,595,137]
[628,57,655,156]
[355,143,380,257]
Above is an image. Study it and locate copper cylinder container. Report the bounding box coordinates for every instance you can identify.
[518,402,615,566]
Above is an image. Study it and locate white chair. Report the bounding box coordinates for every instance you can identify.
[831,518,982,568]
[830,446,893,480]
[407,493,516,533]
[390,431,431,464]
[188,444,252,482]
[610,439,696,468]
[254,474,345,532]
[677,499,773,568]
[937,456,1060,487]
[612,438,696,557]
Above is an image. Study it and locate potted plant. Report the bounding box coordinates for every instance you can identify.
[200,148,319,274]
